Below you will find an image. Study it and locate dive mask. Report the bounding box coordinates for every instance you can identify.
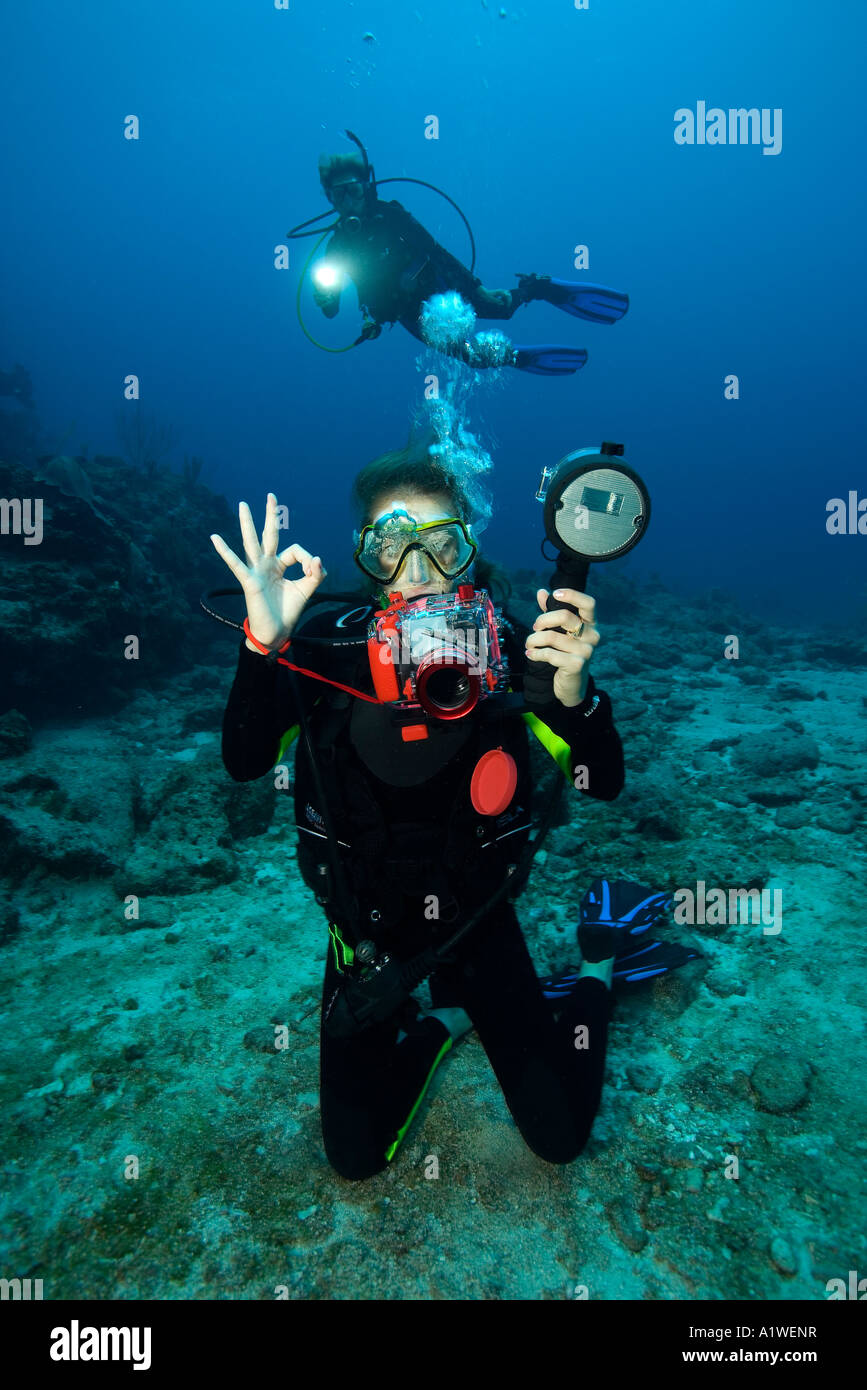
[353,509,477,586]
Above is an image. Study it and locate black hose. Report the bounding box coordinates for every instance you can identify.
[198,588,370,645]
[287,176,476,271]
[373,177,476,273]
[286,210,342,239]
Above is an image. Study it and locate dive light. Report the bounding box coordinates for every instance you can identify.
[312,261,342,290]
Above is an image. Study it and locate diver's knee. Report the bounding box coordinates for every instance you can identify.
[526,1125,593,1166]
[325,1146,387,1182]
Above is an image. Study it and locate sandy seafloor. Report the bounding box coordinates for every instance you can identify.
[1,592,865,1301]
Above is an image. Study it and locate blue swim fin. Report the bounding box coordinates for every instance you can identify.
[516,275,629,325]
[512,344,588,376]
[539,876,702,992]
[539,937,702,992]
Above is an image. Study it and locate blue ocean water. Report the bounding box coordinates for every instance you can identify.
[2,0,865,623]
[1,0,866,1317]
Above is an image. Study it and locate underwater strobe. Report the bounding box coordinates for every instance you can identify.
[537,442,650,567]
[524,442,651,707]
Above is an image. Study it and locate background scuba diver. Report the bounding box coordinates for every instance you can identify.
[213,446,634,1181]
[293,134,629,377]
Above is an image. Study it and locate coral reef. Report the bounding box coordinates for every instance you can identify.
[0,454,231,719]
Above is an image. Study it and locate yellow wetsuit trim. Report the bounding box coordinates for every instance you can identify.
[274,723,300,766]
[385,1035,453,1162]
[521,710,573,780]
[328,922,355,972]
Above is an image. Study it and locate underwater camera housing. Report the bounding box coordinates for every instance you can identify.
[367,584,507,726]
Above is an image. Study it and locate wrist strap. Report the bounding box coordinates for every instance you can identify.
[242,617,381,705]
[243,618,291,656]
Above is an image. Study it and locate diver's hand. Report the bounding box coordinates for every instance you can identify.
[210,493,326,652]
[475,286,513,313]
[524,588,600,707]
[312,284,340,318]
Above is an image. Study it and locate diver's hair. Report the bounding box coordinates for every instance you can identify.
[318,151,367,188]
[351,434,512,602]
[351,431,472,524]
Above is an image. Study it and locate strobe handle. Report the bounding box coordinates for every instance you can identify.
[522,552,589,709]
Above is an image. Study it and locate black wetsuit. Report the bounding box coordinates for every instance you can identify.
[316,198,518,344]
[221,596,625,1180]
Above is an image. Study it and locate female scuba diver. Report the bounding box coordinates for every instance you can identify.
[212,441,627,1180]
